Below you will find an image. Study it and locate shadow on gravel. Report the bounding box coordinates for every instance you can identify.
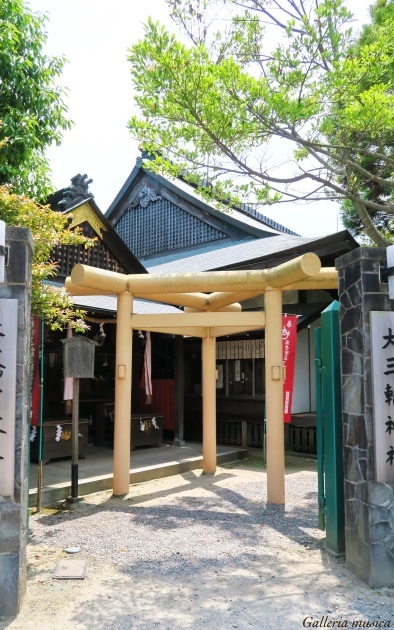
[63,564,324,630]
[29,463,325,577]
[61,553,374,630]
[24,462,391,630]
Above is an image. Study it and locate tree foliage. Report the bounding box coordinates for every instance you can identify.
[0,186,94,331]
[0,0,72,201]
[0,2,93,331]
[128,0,394,246]
[339,0,394,242]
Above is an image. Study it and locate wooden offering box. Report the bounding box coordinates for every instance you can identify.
[131,414,163,450]
[30,419,89,464]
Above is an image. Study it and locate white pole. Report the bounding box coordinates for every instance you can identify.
[0,221,5,283]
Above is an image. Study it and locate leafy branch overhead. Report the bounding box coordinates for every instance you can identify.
[0,0,72,201]
[128,0,394,246]
[0,185,95,331]
[0,1,94,331]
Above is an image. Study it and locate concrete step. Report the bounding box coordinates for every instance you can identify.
[29,447,248,508]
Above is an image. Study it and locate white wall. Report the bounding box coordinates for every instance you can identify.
[291,319,321,414]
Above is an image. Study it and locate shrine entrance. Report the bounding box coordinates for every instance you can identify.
[66,252,338,504]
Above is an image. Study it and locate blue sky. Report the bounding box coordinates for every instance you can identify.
[27,0,373,237]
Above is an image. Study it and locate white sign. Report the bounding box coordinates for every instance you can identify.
[0,300,18,496]
[370,311,394,483]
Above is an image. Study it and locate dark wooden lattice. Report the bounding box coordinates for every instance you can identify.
[116,197,226,257]
[53,239,126,279]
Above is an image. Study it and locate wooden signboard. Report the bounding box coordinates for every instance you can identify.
[370,311,394,483]
[216,364,224,389]
[0,300,18,496]
[235,359,241,382]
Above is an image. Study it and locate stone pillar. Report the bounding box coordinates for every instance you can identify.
[336,247,394,587]
[0,227,33,619]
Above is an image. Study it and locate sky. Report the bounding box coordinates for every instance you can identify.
[27,0,374,237]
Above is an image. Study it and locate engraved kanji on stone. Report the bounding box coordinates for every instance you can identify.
[385,383,394,406]
[385,416,394,435]
[0,426,6,460]
[384,357,394,376]
[386,446,394,465]
[383,328,394,349]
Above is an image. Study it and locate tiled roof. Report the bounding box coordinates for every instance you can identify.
[145,234,315,273]
[170,175,287,235]
[105,156,299,238]
[71,295,181,314]
[46,282,179,314]
[141,237,253,266]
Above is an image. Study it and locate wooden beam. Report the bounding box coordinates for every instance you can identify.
[134,326,208,338]
[205,291,262,310]
[141,292,209,310]
[71,264,128,293]
[184,303,242,313]
[130,311,265,329]
[70,254,324,300]
[209,325,264,337]
[282,269,338,291]
[126,270,269,294]
[266,252,321,288]
[65,277,114,296]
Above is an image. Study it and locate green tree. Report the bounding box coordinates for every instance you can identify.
[0,0,72,201]
[128,0,394,246]
[0,185,94,330]
[0,2,93,330]
[340,0,394,241]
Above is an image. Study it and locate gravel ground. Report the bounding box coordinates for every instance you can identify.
[2,458,394,629]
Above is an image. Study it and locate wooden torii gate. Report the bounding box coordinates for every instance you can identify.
[66,252,338,504]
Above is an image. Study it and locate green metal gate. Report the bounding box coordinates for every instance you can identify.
[315,301,345,556]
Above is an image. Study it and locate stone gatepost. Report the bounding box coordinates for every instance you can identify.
[336,247,394,587]
[0,227,33,619]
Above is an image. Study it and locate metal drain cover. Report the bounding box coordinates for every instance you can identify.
[53,559,87,580]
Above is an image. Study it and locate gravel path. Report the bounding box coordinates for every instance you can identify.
[2,459,394,629]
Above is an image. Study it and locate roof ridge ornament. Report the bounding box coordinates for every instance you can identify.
[47,173,94,211]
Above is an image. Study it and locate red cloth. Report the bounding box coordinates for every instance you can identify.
[140,332,152,404]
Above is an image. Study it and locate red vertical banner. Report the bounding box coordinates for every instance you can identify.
[282,315,298,423]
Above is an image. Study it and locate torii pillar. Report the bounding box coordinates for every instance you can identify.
[202,333,216,474]
[265,288,285,504]
[113,291,133,495]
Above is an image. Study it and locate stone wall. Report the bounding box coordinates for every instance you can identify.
[336,247,394,587]
[0,227,33,618]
